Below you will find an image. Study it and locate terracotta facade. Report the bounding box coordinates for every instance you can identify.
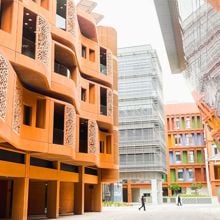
[0,0,118,219]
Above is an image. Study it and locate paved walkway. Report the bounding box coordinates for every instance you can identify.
[56,204,220,220]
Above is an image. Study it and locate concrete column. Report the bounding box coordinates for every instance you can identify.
[151,179,158,205]
[12,178,29,220]
[47,180,60,218]
[157,179,163,204]
[74,166,84,214]
[127,180,132,203]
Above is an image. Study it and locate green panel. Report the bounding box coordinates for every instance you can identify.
[197,150,203,163]
[192,117,196,129]
[162,174,167,182]
[171,169,176,182]
[197,116,201,128]
[183,151,188,164]
[181,117,185,129]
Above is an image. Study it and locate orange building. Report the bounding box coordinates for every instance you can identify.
[0,0,118,219]
[163,103,207,196]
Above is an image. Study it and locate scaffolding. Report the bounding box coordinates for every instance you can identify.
[180,2,220,114]
[118,45,166,177]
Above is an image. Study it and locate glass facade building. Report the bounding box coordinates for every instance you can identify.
[118,45,166,204]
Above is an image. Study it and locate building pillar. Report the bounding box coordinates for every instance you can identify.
[47,180,60,218]
[12,177,29,220]
[74,166,84,214]
[151,179,158,205]
[93,182,102,212]
[157,179,163,204]
[127,180,132,203]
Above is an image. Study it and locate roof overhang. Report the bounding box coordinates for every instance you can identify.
[154,0,186,74]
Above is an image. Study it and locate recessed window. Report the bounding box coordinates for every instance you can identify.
[82,45,86,58]
[22,9,37,59]
[106,136,111,154]
[186,117,191,128]
[79,119,88,153]
[41,0,49,10]
[23,105,32,126]
[100,47,107,74]
[100,87,107,115]
[175,118,180,129]
[0,0,13,32]
[186,134,192,146]
[188,151,194,163]
[177,169,184,180]
[89,49,95,62]
[53,103,64,145]
[89,83,95,104]
[100,141,104,153]
[175,151,181,163]
[174,134,181,146]
[81,88,86,102]
[36,99,46,128]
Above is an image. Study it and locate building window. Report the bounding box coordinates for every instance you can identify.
[175,118,180,129]
[0,0,13,32]
[81,88,86,102]
[175,151,181,164]
[22,9,37,59]
[82,45,86,58]
[100,87,107,115]
[54,45,71,78]
[100,47,107,75]
[23,105,32,126]
[56,0,66,30]
[89,49,95,62]
[53,103,64,145]
[174,134,181,146]
[177,169,184,181]
[186,117,191,128]
[188,169,193,180]
[79,119,88,153]
[100,141,104,153]
[188,151,194,163]
[212,144,218,156]
[186,134,192,146]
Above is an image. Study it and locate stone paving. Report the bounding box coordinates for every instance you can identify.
[55,204,220,220]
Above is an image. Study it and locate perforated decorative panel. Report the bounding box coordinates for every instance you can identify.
[64,106,76,146]
[107,89,113,117]
[36,15,51,69]
[0,54,9,120]
[88,120,98,154]
[12,80,23,135]
[67,0,77,37]
[107,51,113,76]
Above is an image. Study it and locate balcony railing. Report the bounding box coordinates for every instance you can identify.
[22,37,35,59]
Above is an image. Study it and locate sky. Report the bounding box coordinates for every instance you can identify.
[78,0,194,103]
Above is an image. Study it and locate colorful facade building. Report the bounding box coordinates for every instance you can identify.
[163,103,208,196]
[0,0,118,219]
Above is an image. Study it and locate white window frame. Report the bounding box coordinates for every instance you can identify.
[174,134,181,146]
[175,118,180,129]
[188,151,194,163]
[175,151,181,164]
[186,134,192,146]
[177,169,184,180]
[186,117,191,129]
